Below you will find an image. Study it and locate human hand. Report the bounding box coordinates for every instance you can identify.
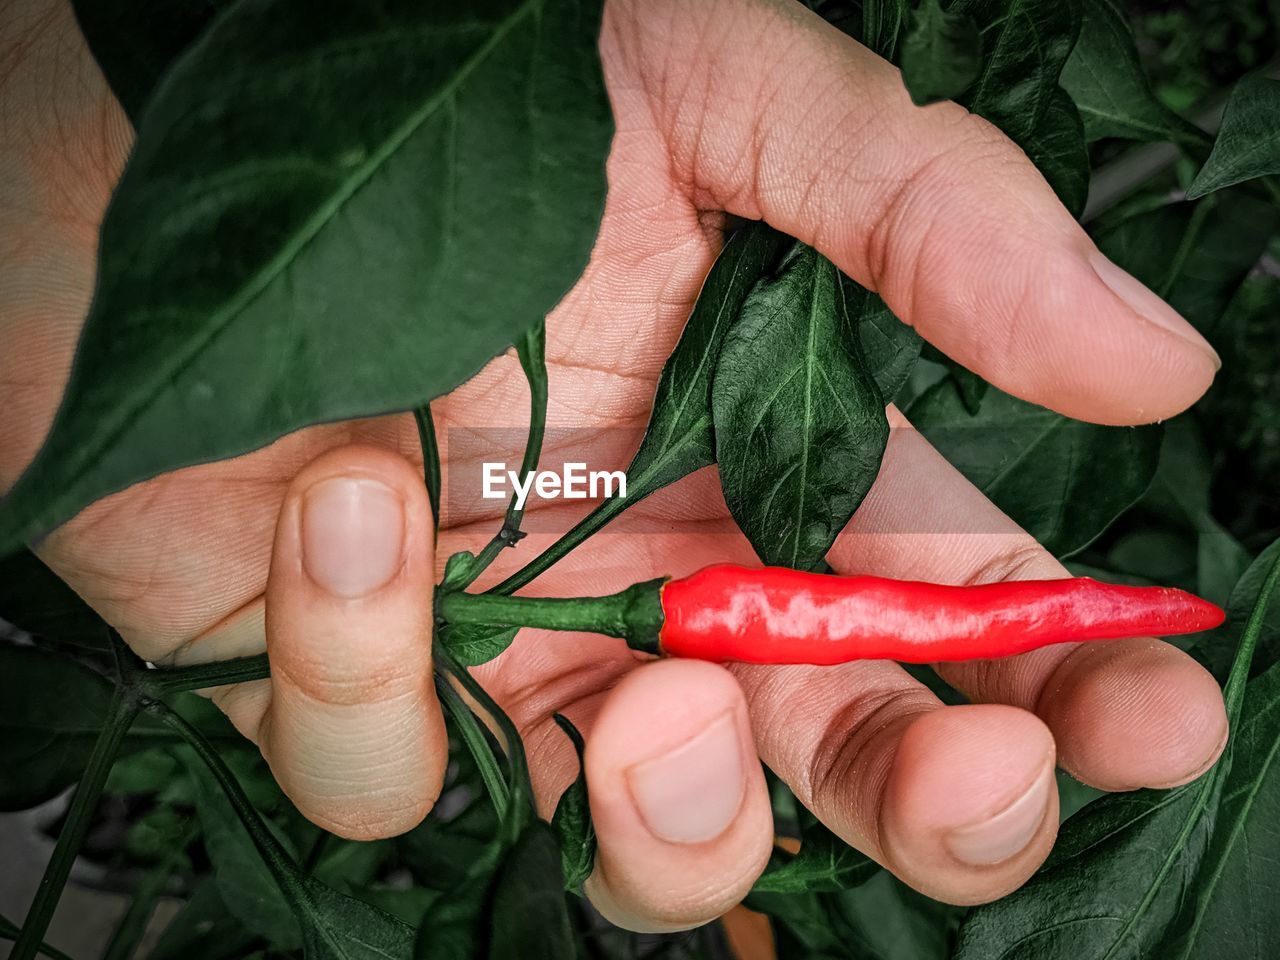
[0,0,1227,930]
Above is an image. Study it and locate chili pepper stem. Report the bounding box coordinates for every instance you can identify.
[436,578,666,654]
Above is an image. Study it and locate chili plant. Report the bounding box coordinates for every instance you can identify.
[2,0,1280,958]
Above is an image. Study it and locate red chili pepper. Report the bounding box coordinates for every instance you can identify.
[656,564,1225,664]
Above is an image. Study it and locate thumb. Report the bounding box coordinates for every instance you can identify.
[609,0,1219,425]
[260,444,447,839]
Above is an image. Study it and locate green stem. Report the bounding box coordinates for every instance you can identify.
[460,321,549,588]
[487,494,631,596]
[436,578,664,651]
[434,645,531,844]
[146,701,305,897]
[101,825,197,960]
[434,672,510,821]
[11,692,139,960]
[143,654,271,695]
[0,915,74,960]
[414,404,442,531]
[143,575,664,695]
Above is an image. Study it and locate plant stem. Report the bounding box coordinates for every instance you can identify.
[487,493,631,596]
[434,672,511,821]
[143,576,664,694]
[10,691,139,960]
[436,578,663,649]
[414,404,442,531]
[145,700,306,897]
[143,653,271,695]
[460,321,549,588]
[434,645,531,843]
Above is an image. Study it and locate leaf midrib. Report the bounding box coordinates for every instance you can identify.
[60,0,543,495]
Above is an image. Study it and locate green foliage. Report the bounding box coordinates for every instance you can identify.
[5,0,1280,957]
[0,0,612,554]
[901,0,981,105]
[1188,74,1280,199]
[713,244,889,570]
[550,714,595,891]
[1061,0,1206,145]
[954,543,1280,959]
[908,380,1162,557]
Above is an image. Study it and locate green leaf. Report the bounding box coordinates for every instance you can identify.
[160,703,417,960]
[550,714,594,890]
[149,880,262,960]
[713,245,889,569]
[1171,654,1280,956]
[0,550,111,656]
[181,746,303,950]
[1092,192,1278,336]
[1060,0,1206,146]
[954,543,1280,959]
[901,0,981,106]
[1022,86,1090,217]
[752,822,879,894]
[70,0,233,124]
[1196,541,1280,684]
[475,221,793,599]
[626,223,793,501]
[0,0,611,554]
[954,0,1082,146]
[844,276,922,401]
[804,1,907,60]
[1187,74,1280,199]
[0,643,168,810]
[416,841,505,960]
[908,380,1161,557]
[486,822,576,959]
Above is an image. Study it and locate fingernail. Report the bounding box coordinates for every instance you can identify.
[301,478,405,599]
[944,763,1053,866]
[1088,250,1221,370]
[625,711,744,844]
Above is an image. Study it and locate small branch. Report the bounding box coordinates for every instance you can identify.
[413,404,442,531]
[10,691,139,960]
[143,653,270,694]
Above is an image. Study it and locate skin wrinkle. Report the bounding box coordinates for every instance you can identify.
[0,0,1231,919]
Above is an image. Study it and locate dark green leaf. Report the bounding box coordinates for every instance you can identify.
[149,880,262,960]
[0,643,167,810]
[0,550,110,654]
[1171,654,1280,957]
[955,543,1280,959]
[908,380,1161,557]
[416,841,504,960]
[550,714,594,891]
[713,245,889,569]
[163,703,415,960]
[0,0,612,553]
[486,821,575,960]
[829,871,965,960]
[296,876,417,960]
[844,276,922,401]
[752,822,878,894]
[625,222,793,501]
[861,0,909,59]
[901,0,981,105]
[1187,74,1280,199]
[438,623,519,669]
[1092,192,1278,338]
[70,0,233,124]
[1196,540,1280,683]
[1022,87,1090,217]
[181,746,303,950]
[1060,0,1206,146]
[954,0,1082,145]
